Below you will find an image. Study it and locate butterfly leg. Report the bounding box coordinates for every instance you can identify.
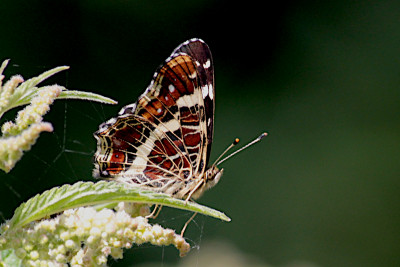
[146,204,163,219]
[180,212,197,236]
[184,180,204,204]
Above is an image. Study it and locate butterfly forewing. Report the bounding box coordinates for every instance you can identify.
[93,38,215,198]
[174,39,215,162]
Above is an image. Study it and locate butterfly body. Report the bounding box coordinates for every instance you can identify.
[93,38,221,200]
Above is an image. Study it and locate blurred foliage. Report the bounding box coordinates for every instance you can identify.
[0,1,399,266]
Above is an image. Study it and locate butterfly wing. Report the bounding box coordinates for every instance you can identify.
[93,39,215,196]
[174,39,215,162]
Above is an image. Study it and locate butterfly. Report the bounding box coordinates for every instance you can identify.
[93,38,266,203]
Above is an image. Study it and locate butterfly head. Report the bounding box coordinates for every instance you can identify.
[205,165,224,189]
[190,166,224,200]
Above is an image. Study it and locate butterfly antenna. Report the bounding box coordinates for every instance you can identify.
[215,132,267,166]
[211,137,240,167]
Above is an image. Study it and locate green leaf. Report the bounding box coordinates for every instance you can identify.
[7,181,231,232]
[2,65,117,115]
[8,66,69,107]
[58,90,117,104]
[6,89,117,112]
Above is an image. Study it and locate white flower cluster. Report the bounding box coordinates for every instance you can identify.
[0,58,117,173]
[0,84,61,172]
[1,203,190,266]
[2,85,62,136]
[0,121,53,172]
[0,73,23,112]
[0,58,65,172]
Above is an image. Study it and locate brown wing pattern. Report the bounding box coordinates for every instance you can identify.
[93,39,214,194]
[174,39,215,164]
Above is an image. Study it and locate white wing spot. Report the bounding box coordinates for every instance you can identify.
[203,59,211,69]
[202,85,208,99]
[168,84,175,93]
[189,71,197,79]
[208,84,214,100]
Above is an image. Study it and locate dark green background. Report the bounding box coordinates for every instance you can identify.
[1,1,399,266]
